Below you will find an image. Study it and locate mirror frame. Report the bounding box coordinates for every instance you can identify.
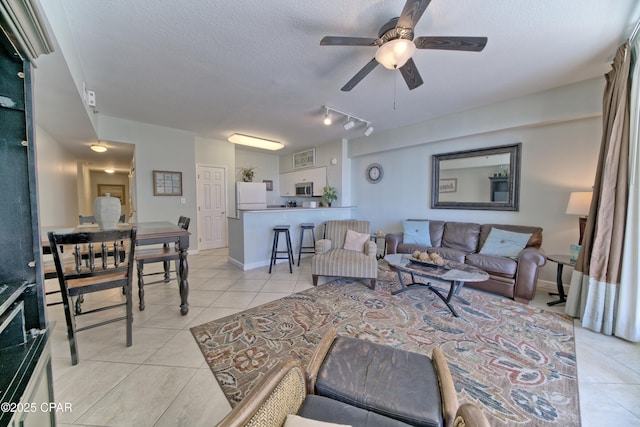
[431,143,521,211]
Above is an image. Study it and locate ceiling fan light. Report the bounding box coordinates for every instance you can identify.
[228,133,284,151]
[375,38,416,70]
[90,143,107,153]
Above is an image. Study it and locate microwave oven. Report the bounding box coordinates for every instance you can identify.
[295,182,313,197]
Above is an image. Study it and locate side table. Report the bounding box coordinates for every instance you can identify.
[370,234,387,260]
[546,254,574,306]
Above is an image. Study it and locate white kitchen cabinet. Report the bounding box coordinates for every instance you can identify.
[279,171,296,196]
[279,167,327,197]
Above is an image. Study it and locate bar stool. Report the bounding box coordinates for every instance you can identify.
[297,223,316,266]
[269,225,294,273]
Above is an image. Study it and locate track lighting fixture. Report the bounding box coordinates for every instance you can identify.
[322,105,373,136]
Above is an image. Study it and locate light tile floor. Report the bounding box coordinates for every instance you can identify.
[45,248,640,426]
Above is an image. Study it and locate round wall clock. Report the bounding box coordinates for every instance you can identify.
[366,163,384,184]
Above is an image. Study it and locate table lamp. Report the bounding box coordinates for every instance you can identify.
[566,191,593,245]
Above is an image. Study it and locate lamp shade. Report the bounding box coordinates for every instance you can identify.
[375,39,416,70]
[566,191,593,216]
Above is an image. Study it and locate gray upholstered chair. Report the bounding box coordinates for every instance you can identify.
[311,220,377,289]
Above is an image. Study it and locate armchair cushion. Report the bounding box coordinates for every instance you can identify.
[343,229,370,251]
[315,337,443,427]
[285,413,352,427]
[299,395,411,427]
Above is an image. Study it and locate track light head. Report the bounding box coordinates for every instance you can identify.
[343,117,355,130]
[364,125,374,136]
[323,107,332,125]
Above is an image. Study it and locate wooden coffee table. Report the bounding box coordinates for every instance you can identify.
[384,254,489,317]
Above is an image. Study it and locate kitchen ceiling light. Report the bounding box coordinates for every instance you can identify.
[228,133,284,151]
[90,143,107,153]
[104,169,115,174]
[375,38,416,70]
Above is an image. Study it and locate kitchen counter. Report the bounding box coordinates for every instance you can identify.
[228,206,355,270]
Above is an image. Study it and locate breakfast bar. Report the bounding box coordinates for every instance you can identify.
[228,207,355,270]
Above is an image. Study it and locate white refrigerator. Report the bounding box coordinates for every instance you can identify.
[236,182,267,211]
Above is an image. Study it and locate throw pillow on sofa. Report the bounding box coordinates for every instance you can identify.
[343,229,370,251]
[402,220,431,246]
[479,228,531,258]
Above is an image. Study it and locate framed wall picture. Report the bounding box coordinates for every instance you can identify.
[153,170,183,196]
[98,184,126,205]
[293,148,315,169]
[439,178,457,193]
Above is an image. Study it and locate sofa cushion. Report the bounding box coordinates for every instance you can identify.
[441,222,481,253]
[479,228,531,258]
[465,253,518,277]
[315,337,442,427]
[343,229,370,251]
[299,395,412,427]
[479,224,543,249]
[402,220,431,246]
[406,219,445,247]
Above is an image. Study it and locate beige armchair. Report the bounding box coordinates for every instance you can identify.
[311,220,378,289]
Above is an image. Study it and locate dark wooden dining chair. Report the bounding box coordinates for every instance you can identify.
[48,227,137,365]
[135,216,190,310]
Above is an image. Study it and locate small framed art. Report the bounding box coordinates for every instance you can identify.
[293,148,315,169]
[153,170,183,196]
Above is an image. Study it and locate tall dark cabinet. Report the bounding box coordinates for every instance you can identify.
[0,22,55,427]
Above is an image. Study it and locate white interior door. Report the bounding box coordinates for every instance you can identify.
[197,165,227,249]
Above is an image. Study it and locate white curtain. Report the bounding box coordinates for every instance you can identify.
[615,37,640,342]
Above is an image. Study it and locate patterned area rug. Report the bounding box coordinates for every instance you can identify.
[191,264,578,426]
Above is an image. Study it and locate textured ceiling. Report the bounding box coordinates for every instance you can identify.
[34,0,640,170]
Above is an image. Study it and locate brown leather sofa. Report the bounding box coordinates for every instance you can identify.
[385,220,545,303]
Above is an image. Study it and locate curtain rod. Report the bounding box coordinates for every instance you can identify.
[630,17,640,43]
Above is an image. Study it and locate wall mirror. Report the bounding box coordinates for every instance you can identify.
[431,143,521,211]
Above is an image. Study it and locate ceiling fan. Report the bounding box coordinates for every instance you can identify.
[320,0,487,91]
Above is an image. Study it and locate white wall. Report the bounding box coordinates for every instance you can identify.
[34,125,79,226]
[349,80,603,284]
[97,115,198,245]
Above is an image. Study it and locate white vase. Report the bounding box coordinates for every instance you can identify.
[94,193,121,229]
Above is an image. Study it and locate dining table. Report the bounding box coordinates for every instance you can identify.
[41,221,191,315]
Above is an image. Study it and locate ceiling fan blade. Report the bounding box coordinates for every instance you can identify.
[399,58,423,90]
[397,0,431,30]
[341,58,379,91]
[320,36,378,46]
[414,36,488,52]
